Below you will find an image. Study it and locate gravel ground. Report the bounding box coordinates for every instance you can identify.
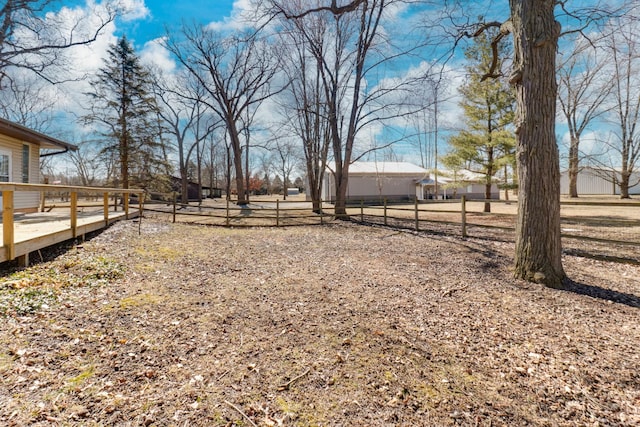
[0,218,639,426]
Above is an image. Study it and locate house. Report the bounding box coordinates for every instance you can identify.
[322,161,431,203]
[0,118,76,213]
[560,167,640,195]
[437,170,501,200]
[321,161,500,203]
[168,176,224,200]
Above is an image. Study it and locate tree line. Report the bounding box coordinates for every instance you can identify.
[1,0,638,288]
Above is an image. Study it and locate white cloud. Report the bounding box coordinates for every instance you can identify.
[206,0,260,32]
[111,0,150,22]
[140,38,176,73]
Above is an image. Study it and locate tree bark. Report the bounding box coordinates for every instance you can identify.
[568,136,579,198]
[511,0,566,287]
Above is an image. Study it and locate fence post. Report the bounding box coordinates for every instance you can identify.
[172,193,177,224]
[3,190,14,260]
[103,192,109,226]
[276,199,280,227]
[384,198,388,226]
[461,195,467,238]
[138,191,144,235]
[415,197,419,231]
[360,200,364,222]
[70,191,78,238]
[226,198,230,227]
[124,191,130,219]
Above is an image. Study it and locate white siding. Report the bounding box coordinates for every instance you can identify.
[560,169,639,195]
[0,135,41,211]
[347,175,417,200]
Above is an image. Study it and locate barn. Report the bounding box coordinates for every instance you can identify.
[0,118,76,213]
[321,161,430,203]
[560,167,640,195]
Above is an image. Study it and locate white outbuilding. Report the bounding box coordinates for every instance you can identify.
[321,161,430,203]
[320,161,501,203]
[560,167,640,195]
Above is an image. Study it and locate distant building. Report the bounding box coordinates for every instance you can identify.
[320,161,500,203]
[322,162,429,203]
[170,177,216,201]
[560,167,640,195]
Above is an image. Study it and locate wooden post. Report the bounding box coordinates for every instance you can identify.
[276,199,280,227]
[226,198,230,227]
[103,192,109,226]
[415,197,419,231]
[360,200,364,222]
[70,191,78,238]
[172,193,177,224]
[461,195,467,238]
[138,191,144,235]
[124,191,130,219]
[3,190,15,260]
[384,198,388,226]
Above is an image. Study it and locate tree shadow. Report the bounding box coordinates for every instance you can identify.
[561,279,640,309]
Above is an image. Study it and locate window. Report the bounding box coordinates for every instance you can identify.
[22,144,30,183]
[0,150,10,183]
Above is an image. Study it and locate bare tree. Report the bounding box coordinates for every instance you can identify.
[67,141,102,186]
[0,0,114,86]
[151,70,219,204]
[276,13,332,212]
[164,26,282,205]
[272,136,299,200]
[599,17,640,198]
[557,35,612,198]
[272,0,424,216]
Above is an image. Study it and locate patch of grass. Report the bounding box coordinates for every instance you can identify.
[134,245,181,260]
[65,365,95,391]
[0,286,56,316]
[117,293,164,309]
[0,254,124,317]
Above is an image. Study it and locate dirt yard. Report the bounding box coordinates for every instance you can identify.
[0,218,639,426]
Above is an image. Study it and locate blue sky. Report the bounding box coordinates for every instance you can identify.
[29,0,624,172]
[118,0,238,46]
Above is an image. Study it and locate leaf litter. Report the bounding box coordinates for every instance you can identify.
[0,218,638,426]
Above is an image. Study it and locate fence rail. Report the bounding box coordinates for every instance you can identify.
[147,195,640,264]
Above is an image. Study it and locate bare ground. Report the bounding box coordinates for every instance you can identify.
[0,218,639,426]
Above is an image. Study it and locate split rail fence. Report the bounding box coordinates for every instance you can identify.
[145,195,640,264]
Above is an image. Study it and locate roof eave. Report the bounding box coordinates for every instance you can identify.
[0,117,77,151]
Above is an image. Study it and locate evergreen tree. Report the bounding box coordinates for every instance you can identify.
[442,31,516,212]
[85,36,166,191]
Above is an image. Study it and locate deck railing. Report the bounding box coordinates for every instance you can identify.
[1,183,144,264]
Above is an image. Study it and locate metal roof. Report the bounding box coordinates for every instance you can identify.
[0,117,77,151]
[334,161,429,175]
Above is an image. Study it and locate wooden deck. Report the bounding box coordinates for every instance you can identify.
[0,208,139,266]
[1,183,144,267]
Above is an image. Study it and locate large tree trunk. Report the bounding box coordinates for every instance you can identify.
[333,166,349,218]
[227,119,247,205]
[510,0,566,287]
[484,182,492,213]
[568,136,579,198]
[620,170,630,199]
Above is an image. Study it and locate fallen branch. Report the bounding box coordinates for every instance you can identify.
[224,400,258,427]
[277,368,311,391]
